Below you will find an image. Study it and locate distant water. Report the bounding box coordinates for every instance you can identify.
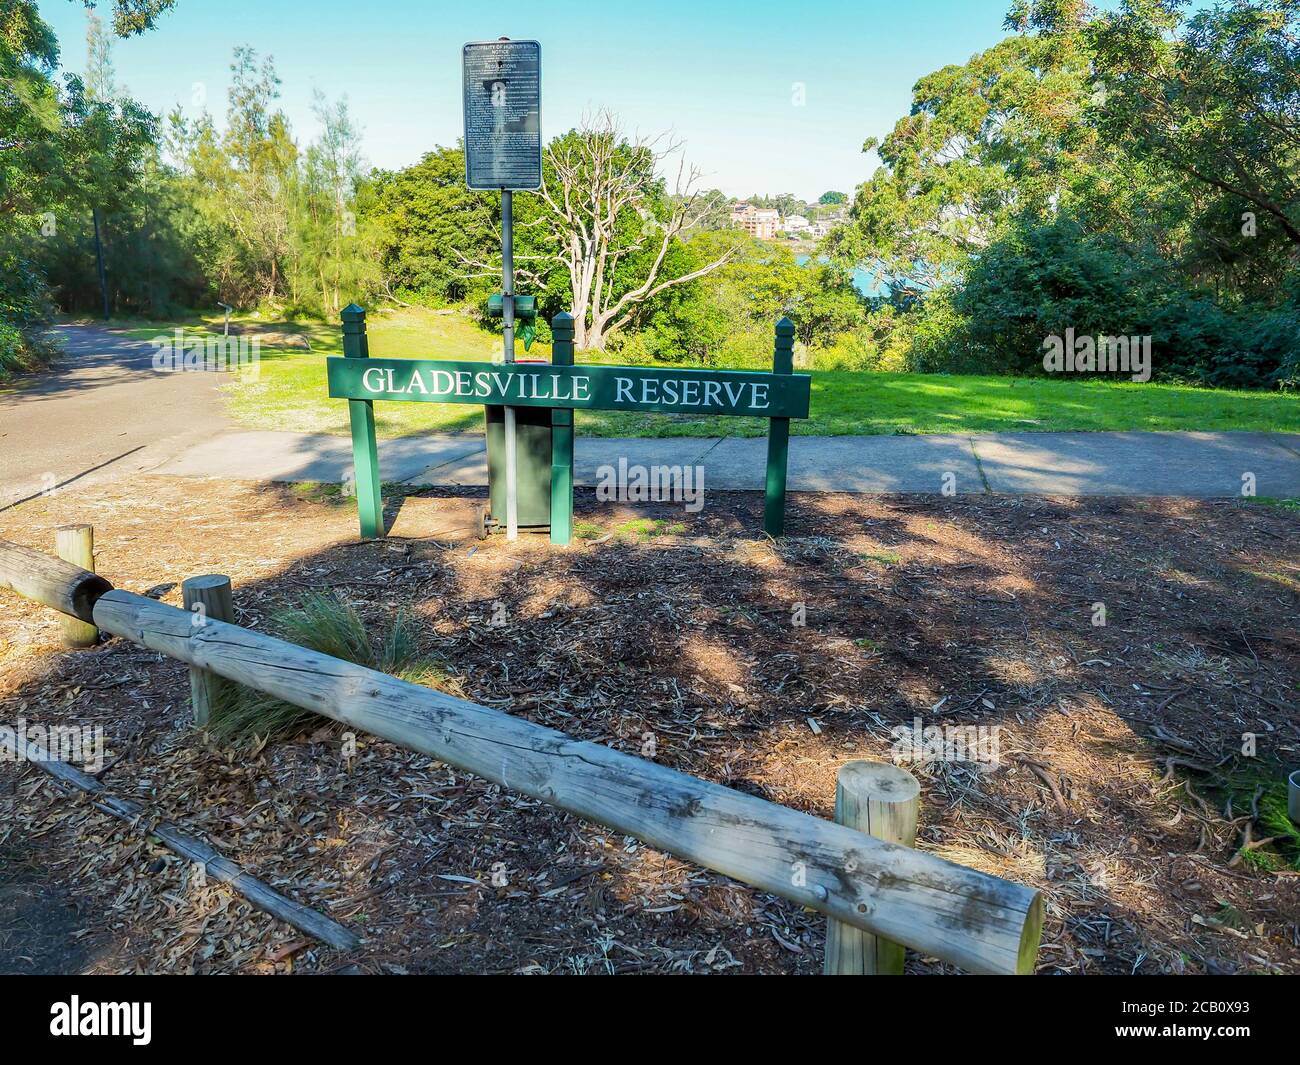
[796,254,888,297]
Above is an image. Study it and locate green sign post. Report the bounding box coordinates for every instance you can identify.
[331,306,810,543]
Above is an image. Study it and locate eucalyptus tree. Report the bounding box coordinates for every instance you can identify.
[826,27,1096,298]
[1,0,173,362]
[533,112,741,350]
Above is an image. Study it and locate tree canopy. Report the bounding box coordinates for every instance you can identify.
[826,0,1300,387]
[7,0,1300,388]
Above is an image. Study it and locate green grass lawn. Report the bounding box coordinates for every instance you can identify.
[586,372,1300,438]
[98,307,1300,438]
[215,307,521,436]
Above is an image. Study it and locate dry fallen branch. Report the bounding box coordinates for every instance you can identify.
[0,729,360,952]
[1013,756,1069,813]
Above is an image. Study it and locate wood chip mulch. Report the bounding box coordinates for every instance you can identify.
[1,475,1297,974]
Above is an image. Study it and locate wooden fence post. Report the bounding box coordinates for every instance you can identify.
[55,525,97,647]
[825,761,920,975]
[341,304,384,539]
[182,574,234,727]
[764,317,795,537]
[550,312,575,545]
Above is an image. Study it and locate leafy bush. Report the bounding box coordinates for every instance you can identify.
[0,250,59,378]
[813,294,971,373]
[1153,301,1300,390]
[815,306,908,371]
[939,216,1300,387]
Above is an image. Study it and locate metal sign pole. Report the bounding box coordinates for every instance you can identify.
[501,188,519,541]
[463,37,539,543]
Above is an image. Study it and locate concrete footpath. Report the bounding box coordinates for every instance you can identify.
[154,429,1300,498]
[0,325,227,510]
[6,324,1296,505]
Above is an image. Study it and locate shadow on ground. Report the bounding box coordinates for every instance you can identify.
[0,476,1296,974]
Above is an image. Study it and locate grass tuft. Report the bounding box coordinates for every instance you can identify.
[207,591,449,744]
[1245,497,1300,513]
[1205,769,1300,872]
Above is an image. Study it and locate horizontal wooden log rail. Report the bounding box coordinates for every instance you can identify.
[0,537,1043,974]
[0,539,111,623]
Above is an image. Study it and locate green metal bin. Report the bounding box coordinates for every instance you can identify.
[484,368,552,530]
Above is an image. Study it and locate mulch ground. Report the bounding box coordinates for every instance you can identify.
[0,475,1297,974]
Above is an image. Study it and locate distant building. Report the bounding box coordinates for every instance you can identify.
[730,203,781,240]
[808,206,846,239]
[779,215,810,234]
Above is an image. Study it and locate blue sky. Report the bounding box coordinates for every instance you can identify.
[39,0,1025,200]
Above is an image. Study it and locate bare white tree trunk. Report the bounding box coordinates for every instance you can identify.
[539,110,737,350]
[453,111,738,350]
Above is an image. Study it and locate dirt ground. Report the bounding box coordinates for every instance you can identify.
[0,475,1297,975]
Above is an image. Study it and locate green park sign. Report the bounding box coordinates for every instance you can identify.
[332,306,810,544]
[327,358,810,419]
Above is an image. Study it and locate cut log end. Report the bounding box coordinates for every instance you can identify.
[837,760,922,803]
[1017,892,1045,975]
[66,573,113,624]
[0,537,113,623]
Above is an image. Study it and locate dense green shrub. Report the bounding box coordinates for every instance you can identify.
[0,249,58,378]
[939,217,1300,387]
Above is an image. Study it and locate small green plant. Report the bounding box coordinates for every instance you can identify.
[614,518,687,541]
[291,481,346,505]
[1245,497,1300,513]
[616,519,656,540]
[1256,788,1300,870]
[573,521,605,540]
[208,591,448,743]
[1205,769,1300,872]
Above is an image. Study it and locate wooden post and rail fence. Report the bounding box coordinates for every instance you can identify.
[0,535,1043,974]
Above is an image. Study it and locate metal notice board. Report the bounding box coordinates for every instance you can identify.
[462,39,541,190]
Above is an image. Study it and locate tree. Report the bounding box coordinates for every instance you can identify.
[1027,0,1300,248]
[819,190,847,205]
[366,145,498,304]
[83,13,118,316]
[789,263,866,347]
[291,92,380,315]
[533,112,740,350]
[820,1,1300,384]
[169,47,299,306]
[84,12,116,101]
[1,0,174,361]
[827,30,1096,297]
[85,0,176,36]
[749,192,807,218]
[682,188,733,231]
[56,74,159,316]
[630,233,804,363]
